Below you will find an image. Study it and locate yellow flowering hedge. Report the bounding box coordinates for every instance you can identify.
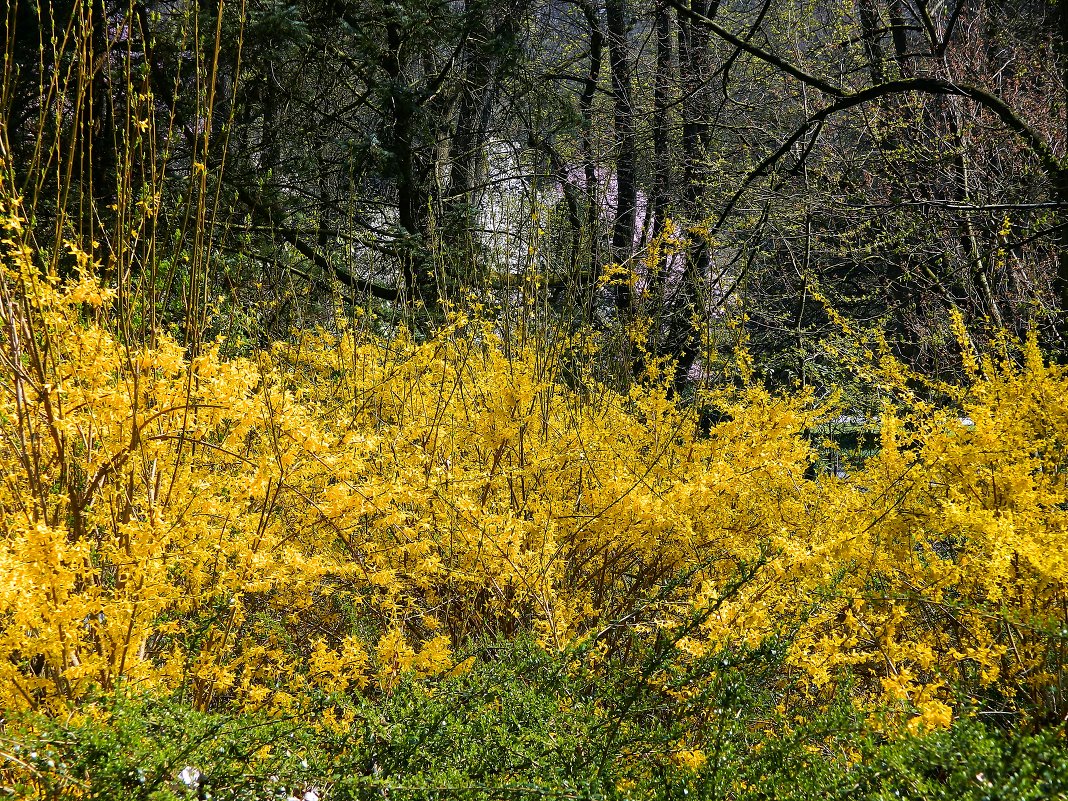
[1,200,1066,731]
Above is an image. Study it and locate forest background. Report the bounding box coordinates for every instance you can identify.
[3,0,1068,798]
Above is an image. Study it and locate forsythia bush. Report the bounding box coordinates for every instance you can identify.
[1,199,1066,731]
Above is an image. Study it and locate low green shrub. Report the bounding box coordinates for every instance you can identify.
[4,638,1067,800]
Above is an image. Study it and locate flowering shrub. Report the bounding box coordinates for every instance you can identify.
[1,197,1067,732]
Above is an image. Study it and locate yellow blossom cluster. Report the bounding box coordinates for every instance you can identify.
[1,200,1066,731]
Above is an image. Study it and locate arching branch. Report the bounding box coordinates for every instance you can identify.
[664,0,847,97]
[665,0,1059,178]
[715,78,1062,233]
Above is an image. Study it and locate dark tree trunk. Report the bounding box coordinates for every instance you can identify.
[888,0,910,76]
[672,0,716,388]
[636,1,674,371]
[1055,0,1068,345]
[650,1,673,310]
[856,0,886,85]
[383,12,432,308]
[605,0,637,315]
[576,0,604,323]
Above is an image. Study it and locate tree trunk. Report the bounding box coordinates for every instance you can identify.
[650,1,673,324]
[1055,0,1068,344]
[605,0,637,315]
[576,0,604,324]
[856,0,886,85]
[383,12,432,309]
[672,0,716,388]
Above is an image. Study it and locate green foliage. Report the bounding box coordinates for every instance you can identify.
[6,639,1068,800]
[1,695,315,800]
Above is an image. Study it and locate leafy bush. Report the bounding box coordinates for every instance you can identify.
[4,642,1068,800]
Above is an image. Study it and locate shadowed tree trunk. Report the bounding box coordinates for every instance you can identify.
[606,0,637,316]
[575,0,604,325]
[382,8,434,308]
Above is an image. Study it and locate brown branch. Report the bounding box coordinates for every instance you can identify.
[716,78,1062,231]
[227,183,400,302]
[667,1,1059,176]
[665,0,847,97]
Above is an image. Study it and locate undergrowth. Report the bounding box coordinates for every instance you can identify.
[4,640,1067,799]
